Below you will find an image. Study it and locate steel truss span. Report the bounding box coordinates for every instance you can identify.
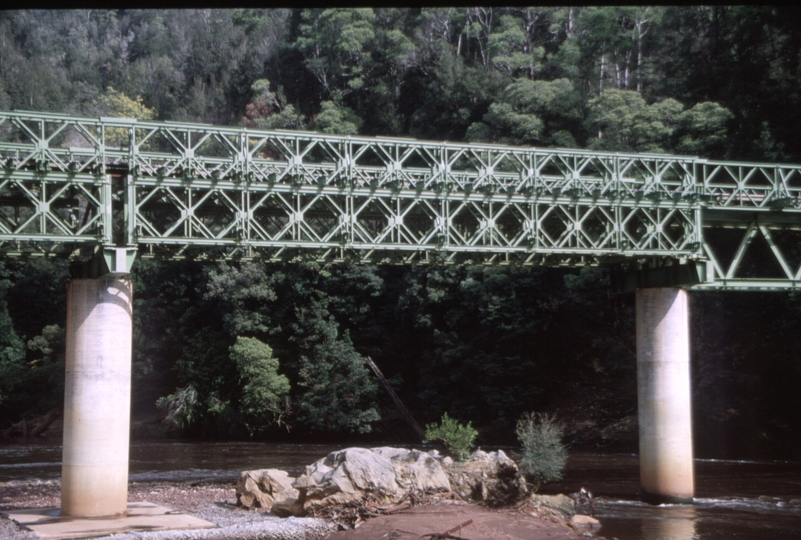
[0,110,799,289]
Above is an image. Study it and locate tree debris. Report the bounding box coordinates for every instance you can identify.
[418,519,473,539]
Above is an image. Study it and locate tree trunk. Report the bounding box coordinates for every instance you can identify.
[29,409,61,437]
[599,53,606,93]
[365,356,425,441]
[567,8,576,39]
[2,409,61,438]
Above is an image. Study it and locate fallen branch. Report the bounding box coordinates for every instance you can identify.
[418,519,473,540]
[310,490,461,529]
[29,409,61,437]
[1,409,60,438]
[381,502,412,514]
[365,356,425,441]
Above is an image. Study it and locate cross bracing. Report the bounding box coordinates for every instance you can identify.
[0,110,800,289]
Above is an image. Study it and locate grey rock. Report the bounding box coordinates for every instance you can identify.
[569,514,601,529]
[271,488,306,517]
[294,447,403,514]
[371,446,411,460]
[529,493,576,518]
[390,450,451,493]
[235,469,294,510]
[443,452,528,507]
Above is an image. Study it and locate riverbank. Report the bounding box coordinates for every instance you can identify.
[0,480,334,540]
[1,479,592,540]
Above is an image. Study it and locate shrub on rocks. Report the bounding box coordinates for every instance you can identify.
[423,413,478,461]
[516,412,568,486]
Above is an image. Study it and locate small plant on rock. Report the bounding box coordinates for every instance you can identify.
[516,412,567,487]
[424,412,478,461]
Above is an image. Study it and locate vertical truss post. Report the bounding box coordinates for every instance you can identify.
[125,174,136,246]
[342,192,352,246]
[100,174,113,244]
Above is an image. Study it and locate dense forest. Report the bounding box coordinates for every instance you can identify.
[1,7,800,458]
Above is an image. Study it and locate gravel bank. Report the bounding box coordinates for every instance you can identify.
[0,479,334,540]
[2,479,595,540]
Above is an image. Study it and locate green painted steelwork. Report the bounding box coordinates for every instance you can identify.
[1,110,799,288]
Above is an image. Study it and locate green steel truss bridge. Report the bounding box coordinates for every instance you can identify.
[1,110,800,289]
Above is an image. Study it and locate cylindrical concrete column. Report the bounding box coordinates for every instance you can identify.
[636,287,694,504]
[61,278,133,517]
[641,505,697,540]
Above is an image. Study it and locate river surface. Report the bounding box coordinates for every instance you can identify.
[2,440,801,540]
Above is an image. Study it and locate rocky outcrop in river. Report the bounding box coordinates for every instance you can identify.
[235,447,528,517]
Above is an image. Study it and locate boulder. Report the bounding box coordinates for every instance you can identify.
[390,449,451,493]
[444,450,528,507]
[271,487,306,517]
[569,514,601,530]
[371,446,413,460]
[236,469,295,510]
[294,447,405,514]
[529,493,576,518]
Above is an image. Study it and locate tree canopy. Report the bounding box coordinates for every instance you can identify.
[1,7,800,160]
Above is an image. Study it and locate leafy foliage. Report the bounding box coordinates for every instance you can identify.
[203,261,382,435]
[95,86,156,120]
[0,298,25,407]
[230,336,290,433]
[0,260,68,421]
[156,385,200,429]
[296,337,379,434]
[423,412,478,461]
[516,412,568,486]
[315,101,362,134]
[0,7,798,159]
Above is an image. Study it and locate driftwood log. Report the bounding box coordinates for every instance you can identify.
[365,356,425,441]
[420,519,474,540]
[1,408,60,438]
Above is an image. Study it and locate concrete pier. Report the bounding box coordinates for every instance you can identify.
[61,279,133,517]
[636,287,694,504]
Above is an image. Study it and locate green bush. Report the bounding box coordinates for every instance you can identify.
[423,412,478,461]
[230,336,291,433]
[516,412,567,486]
[156,384,199,429]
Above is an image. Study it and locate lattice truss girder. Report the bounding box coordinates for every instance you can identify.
[695,221,801,289]
[132,180,700,259]
[0,171,106,256]
[0,111,799,281]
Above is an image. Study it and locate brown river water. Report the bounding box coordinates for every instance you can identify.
[2,440,801,540]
